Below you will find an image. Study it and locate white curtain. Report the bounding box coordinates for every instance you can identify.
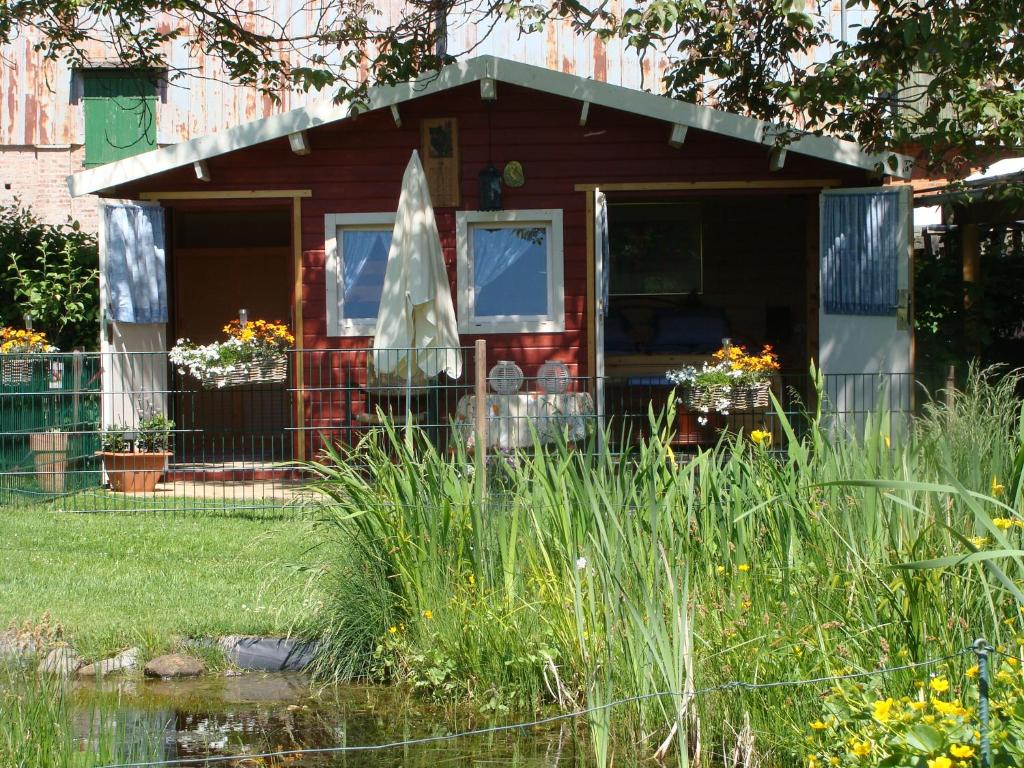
[342,229,391,314]
[103,204,167,324]
[473,227,541,290]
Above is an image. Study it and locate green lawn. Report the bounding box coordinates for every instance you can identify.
[0,506,323,661]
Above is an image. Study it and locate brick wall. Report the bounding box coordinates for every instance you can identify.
[0,145,99,231]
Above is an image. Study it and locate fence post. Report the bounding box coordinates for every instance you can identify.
[474,339,487,507]
[945,365,956,414]
[973,637,993,768]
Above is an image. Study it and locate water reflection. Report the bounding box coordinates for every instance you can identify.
[73,673,585,767]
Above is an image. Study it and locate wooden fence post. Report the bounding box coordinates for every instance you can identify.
[945,364,956,414]
[474,339,487,506]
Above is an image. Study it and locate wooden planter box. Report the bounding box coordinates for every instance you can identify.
[99,451,171,493]
[29,431,69,493]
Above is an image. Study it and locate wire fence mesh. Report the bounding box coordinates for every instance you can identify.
[0,347,916,514]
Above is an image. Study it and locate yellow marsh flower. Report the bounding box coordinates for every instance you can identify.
[992,476,1006,496]
[715,565,726,575]
[966,664,979,678]
[930,676,950,693]
[932,699,968,716]
[809,720,828,731]
[993,517,1014,531]
[850,739,871,757]
[927,758,952,768]
[872,698,895,722]
[750,429,772,446]
[422,610,433,620]
[807,755,818,768]
[388,626,398,634]
[910,700,926,711]
[468,573,476,586]
[969,536,989,548]
[949,745,975,759]
[828,758,840,767]
[738,563,751,573]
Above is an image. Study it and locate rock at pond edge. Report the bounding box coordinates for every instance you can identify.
[77,647,140,678]
[38,646,84,676]
[144,653,206,679]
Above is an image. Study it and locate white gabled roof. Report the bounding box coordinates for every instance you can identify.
[68,55,911,196]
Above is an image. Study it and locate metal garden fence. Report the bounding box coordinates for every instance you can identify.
[0,343,917,514]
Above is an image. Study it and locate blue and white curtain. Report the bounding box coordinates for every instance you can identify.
[103,203,167,323]
[821,189,900,316]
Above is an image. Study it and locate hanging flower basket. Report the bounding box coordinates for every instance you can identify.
[1,327,55,385]
[680,384,732,412]
[730,381,772,411]
[198,355,288,389]
[669,343,779,416]
[1,357,33,385]
[170,319,293,389]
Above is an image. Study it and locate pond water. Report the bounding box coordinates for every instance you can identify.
[72,672,587,767]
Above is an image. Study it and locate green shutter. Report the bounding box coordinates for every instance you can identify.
[82,72,157,167]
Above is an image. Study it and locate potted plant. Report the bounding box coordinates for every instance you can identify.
[99,414,174,493]
[0,326,55,385]
[667,343,780,427]
[169,319,293,389]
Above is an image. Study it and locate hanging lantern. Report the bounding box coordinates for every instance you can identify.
[478,164,503,211]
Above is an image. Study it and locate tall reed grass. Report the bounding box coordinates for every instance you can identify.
[0,664,166,767]
[304,366,1024,766]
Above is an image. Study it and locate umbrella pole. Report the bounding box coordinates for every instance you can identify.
[404,351,413,449]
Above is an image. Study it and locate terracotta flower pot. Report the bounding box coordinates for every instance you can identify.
[99,451,171,493]
[29,431,69,493]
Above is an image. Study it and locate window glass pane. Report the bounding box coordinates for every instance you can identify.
[473,226,548,317]
[608,203,701,295]
[342,228,392,319]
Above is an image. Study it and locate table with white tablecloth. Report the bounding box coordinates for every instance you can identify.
[454,392,595,449]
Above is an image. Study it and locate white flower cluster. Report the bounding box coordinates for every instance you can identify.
[168,337,249,388]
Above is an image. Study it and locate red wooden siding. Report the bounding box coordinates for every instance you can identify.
[116,81,874,439]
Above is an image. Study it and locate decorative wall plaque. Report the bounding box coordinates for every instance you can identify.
[420,118,460,207]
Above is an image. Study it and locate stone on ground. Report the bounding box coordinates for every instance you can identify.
[38,646,83,676]
[77,647,140,678]
[144,653,206,678]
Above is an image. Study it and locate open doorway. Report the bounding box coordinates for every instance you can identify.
[598,192,813,445]
[169,207,293,463]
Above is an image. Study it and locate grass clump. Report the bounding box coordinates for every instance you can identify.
[303,367,1024,767]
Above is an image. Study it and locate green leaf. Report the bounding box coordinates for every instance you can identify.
[904,723,944,753]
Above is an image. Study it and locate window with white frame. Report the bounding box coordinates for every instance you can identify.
[456,209,564,334]
[324,213,394,335]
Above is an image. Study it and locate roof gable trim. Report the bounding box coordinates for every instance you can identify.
[68,56,910,197]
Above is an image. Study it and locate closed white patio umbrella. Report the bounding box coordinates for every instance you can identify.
[372,150,462,385]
